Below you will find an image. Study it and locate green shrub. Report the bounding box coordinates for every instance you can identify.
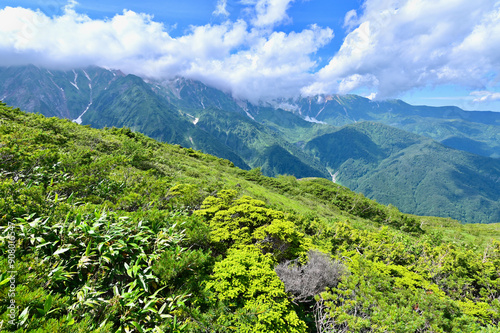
[205,245,308,332]
[195,190,310,259]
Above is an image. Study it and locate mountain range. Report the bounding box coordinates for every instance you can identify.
[1,65,499,223]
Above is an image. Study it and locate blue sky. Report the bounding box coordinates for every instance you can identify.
[1,0,500,111]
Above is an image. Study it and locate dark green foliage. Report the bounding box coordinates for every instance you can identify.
[153,247,214,295]
[257,145,325,179]
[441,136,496,158]
[83,74,193,145]
[195,107,329,178]
[293,94,500,158]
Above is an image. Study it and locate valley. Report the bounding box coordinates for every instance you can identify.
[0,65,499,224]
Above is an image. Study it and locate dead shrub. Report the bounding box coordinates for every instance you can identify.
[275,250,346,303]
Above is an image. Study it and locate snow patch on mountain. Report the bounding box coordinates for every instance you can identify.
[70,70,79,90]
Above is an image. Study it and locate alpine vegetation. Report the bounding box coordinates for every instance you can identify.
[0,103,499,332]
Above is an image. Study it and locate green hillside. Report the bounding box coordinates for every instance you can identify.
[293,95,500,159]
[305,122,500,224]
[80,74,500,224]
[82,73,327,178]
[1,103,500,332]
[1,66,498,225]
[195,107,328,178]
[0,65,121,120]
[83,74,250,170]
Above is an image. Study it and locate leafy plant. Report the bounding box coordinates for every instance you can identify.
[205,245,308,332]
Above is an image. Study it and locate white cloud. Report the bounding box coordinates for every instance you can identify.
[471,90,500,102]
[0,6,172,69]
[184,24,333,102]
[343,9,357,30]
[304,116,326,124]
[4,0,500,103]
[241,0,294,27]
[305,0,500,99]
[213,0,230,17]
[0,2,332,103]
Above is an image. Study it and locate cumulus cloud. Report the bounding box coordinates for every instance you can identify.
[0,1,332,102]
[251,0,295,27]
[365,92,377,100]
[343,9,358,30]
[3,0,500,103]
[304,0,500,99]
[0,5,172,70]
[184,24,333,101]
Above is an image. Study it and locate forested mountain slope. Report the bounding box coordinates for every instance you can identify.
[291,95,500,158]
[305,122,500,223]
[1,65,499,224]
[1,103,500,332]
[0,65,123,120]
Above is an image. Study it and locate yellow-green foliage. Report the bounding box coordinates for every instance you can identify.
[195,190,310,260]
[206,245,308,332]
[315,219,500,331]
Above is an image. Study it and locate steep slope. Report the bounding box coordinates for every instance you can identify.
[150,78,334,176]
[83,74,191,144]
[0,66,326,178]
[441,135,496,158]
[249,105,336,144]
[305,122,500,223]
[151,77,244,116]
[196,107,329,178]
[1,65,498,224]
[83,74,250,169]
[0,65,122,120]
[81,74,326,175]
